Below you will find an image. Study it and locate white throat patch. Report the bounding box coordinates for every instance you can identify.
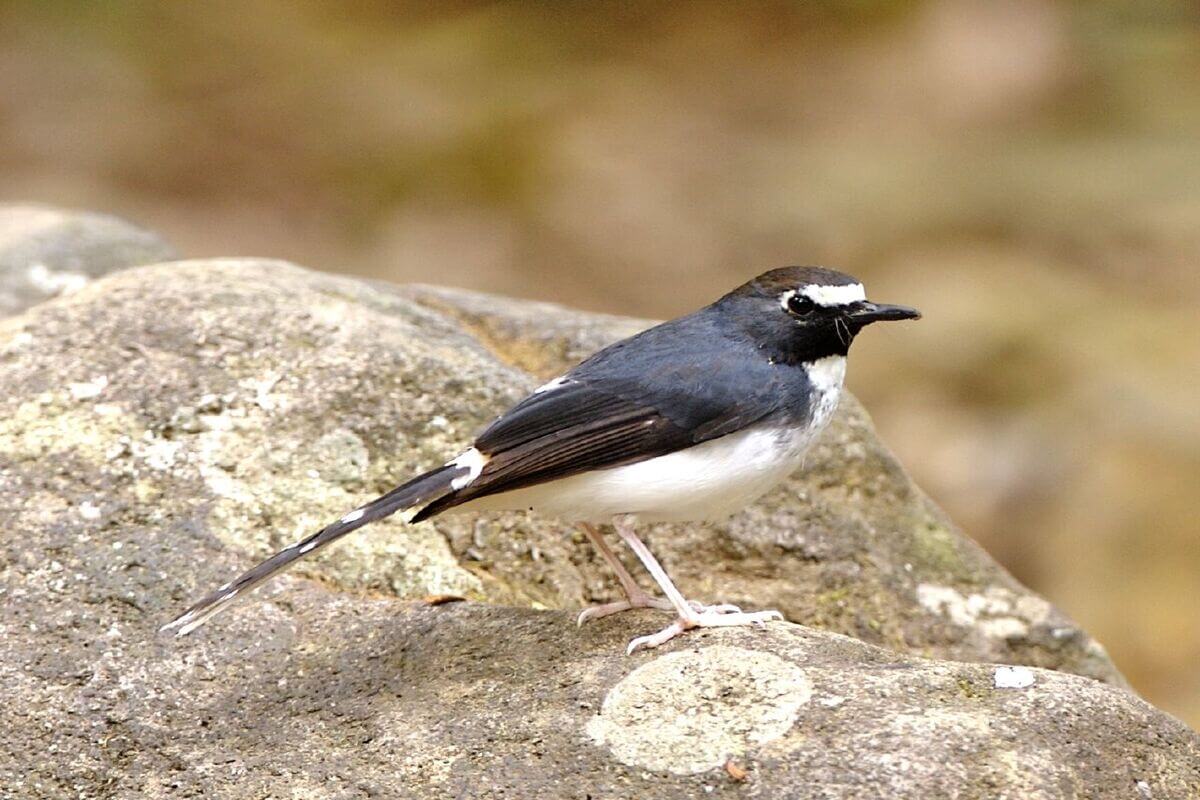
[796,282,865,308]
[805,354,847,392]
[804,354,847,433]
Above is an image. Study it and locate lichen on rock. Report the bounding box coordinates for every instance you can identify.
[587,645,813,773]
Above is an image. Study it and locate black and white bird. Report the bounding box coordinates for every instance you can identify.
[162,266,919,653]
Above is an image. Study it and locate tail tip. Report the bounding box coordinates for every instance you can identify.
[159,594,235,638]
[159,612,200,638]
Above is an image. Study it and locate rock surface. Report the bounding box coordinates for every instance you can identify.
[6,601,1199,800]
[1,256,1196,798]
[0,204,176,318]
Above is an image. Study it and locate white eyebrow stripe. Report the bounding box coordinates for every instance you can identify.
[799,282,865,307]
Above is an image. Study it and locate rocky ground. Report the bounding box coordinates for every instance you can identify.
[0,208,1196,798]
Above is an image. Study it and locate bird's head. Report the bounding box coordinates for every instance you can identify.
[718,266,920,363]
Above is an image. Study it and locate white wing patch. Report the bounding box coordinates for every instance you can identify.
[534,375,571,394]
[447,447,489,490]
[798,282,865,307]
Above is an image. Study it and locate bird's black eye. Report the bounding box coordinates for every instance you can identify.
[786,294,816,317]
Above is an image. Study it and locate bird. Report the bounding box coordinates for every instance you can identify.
[161,266,920,653]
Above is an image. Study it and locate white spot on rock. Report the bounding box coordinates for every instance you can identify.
[79,501,102,521]
[27,262,89,295]
[978,617,1029,639]
[68,375,108,401]
[917,583,1047,639]
[586,645,812,774]
[135,437,182,471]
[5,331,34,350]
[993,665,1036,689]
[917,584,974,626]
[243,372,282,411]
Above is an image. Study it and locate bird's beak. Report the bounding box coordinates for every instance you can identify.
[846,301,921,325]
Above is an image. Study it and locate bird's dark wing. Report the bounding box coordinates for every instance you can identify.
[410,380,693,519]
[413,309,811,520]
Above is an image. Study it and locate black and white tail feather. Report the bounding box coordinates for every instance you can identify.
[159,462,469,637]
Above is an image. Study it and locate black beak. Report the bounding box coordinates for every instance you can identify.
[846,301,921,325]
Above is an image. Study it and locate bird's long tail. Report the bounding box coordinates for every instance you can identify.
[160,463,467,637]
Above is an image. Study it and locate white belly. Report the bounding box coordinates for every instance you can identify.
[458,425,806,522]
[455,355,846,523]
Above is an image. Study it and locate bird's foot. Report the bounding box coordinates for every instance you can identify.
[577,594,742,627]
[625,608,783,655]
[577,592,673,626]
[690,601,743,615]
[578,594,739,623]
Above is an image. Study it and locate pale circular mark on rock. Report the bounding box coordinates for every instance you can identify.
[586,645,812,774]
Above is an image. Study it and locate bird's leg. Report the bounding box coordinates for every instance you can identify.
[576,522,674,625]
[612,514,782,654]
[576,523,741,626]
[579,522,650,602]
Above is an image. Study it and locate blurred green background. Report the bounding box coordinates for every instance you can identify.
[2,0,1197,725]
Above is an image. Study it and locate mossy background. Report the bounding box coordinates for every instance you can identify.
[1,0,1196,725]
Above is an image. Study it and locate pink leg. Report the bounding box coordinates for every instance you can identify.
[612,514,782,654]
[576,523,674,625]
[577,522,742,627]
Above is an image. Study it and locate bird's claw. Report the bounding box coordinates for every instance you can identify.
[578,597,743,627]
[689,601,742,615]
[577,593,674,626]
[625,608,784,654]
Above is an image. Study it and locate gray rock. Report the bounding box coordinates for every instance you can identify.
[0,204,176,318]
[2,258,1194,798]
[2,603,1198,799]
